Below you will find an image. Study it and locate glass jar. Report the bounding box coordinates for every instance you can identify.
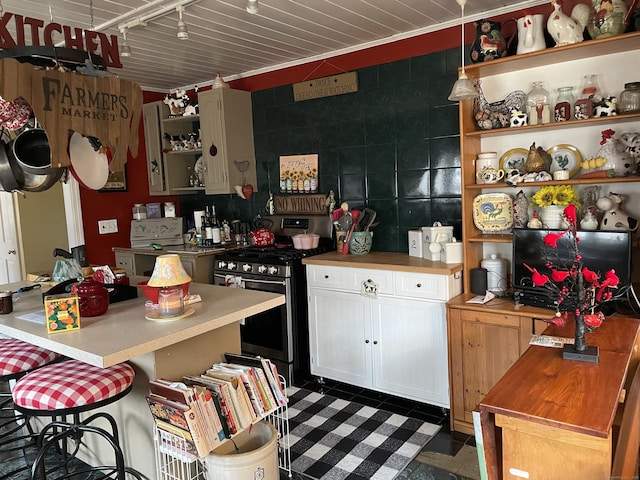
[554,86,575,122]
[526,81,551,125]
[574,74,601,119]
[619,82,640,114]
[132,203,146,220]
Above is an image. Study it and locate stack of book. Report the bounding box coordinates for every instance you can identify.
[146,353,286,459]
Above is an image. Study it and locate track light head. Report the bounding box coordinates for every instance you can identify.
[246,0,259,14]
[119,27,132,58]
[176,5,189,40]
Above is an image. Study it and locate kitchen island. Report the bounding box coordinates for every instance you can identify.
[0,278,285,479]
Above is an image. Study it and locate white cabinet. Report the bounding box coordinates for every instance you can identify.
[142,88,256,196]
[142,102,167,195]
[307,264,457,408]
[199,88,257,195]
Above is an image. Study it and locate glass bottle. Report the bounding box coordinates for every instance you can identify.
[619,82,640,114]
[574,74,601,119]
[210,205,221,246]
[554,87,575,122]
[526,81,551,125]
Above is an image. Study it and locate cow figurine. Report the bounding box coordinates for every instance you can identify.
[596,192,638,232]
[163,90,188,117]
[510,109,527,128]
[593,96,618,117]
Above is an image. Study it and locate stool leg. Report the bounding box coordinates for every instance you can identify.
[31,423,128,480]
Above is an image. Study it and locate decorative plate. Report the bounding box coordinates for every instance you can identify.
[546,144,582,178]
[472,193,514,233]
[499,148,528,173]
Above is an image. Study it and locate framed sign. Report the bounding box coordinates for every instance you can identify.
[279,154,318,193]
[100,167,127,192]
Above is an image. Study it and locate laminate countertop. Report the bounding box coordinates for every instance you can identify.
[302,251,463,275]
[113,245,232,257]
[0,278,284,368]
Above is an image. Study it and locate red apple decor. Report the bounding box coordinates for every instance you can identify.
[242,184,254,200]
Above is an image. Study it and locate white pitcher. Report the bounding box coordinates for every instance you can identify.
[516,14,546,54]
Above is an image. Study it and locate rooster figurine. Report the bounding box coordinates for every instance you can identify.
[547,0,584,46]
[580,206,599,230]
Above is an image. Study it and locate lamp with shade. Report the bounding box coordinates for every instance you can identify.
[147,254,192,317]
[448,0,478,102]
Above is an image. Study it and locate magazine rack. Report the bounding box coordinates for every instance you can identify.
[153,376,291,480]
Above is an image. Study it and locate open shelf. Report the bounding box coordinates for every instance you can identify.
[465,175,640,191]
[463,31,640,78]
[464,112,640,138]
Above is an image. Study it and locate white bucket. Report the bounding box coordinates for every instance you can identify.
[204,421,279,480]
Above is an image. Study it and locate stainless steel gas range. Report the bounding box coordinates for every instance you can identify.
[213,215,333,386]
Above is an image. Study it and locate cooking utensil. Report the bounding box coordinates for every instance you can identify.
[342,209,361,254]
[53,246,88,267]
[356,207,377,231]
[0,141,19,191]
[9,127,58,174]
[68,132,111,190]
[336,212,352,232]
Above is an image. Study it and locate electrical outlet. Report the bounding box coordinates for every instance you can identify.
[98,219,118,234]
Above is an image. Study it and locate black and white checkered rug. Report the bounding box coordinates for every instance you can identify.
[286,387,440,480]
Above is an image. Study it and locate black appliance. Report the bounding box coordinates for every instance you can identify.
[512,229,633,310]
[213,214,333,386]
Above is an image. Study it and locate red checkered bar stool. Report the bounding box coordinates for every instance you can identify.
[12,359,142,479]
[0,338,61,480]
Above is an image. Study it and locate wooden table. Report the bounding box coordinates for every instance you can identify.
[479,316,640,480]
[0,278,285,479]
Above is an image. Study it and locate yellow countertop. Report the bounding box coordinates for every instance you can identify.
[0,278,284,368]
[302,251,462,275]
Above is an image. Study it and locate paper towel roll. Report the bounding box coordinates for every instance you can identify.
[194,210,205,232]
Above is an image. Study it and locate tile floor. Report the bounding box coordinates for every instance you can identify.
[287,378,481,480]
[1,379,480,480]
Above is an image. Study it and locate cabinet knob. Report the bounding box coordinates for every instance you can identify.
[324,275,329,279]
[365,339,370,344]
[416,283,422,288]
[373,340,378,345]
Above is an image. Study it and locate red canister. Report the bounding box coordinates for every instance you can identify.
[73,279,109,317]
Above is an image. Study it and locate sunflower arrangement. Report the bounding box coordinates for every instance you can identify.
[531,185,580,208]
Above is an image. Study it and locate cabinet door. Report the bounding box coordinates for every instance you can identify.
[308,287,372,388]
[143,102,167,195]
[373,297,449,407]
[201,88,257,195]
[448,308,533,434]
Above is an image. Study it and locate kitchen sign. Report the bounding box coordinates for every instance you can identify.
[293,72,358,102]
[0,57,142,171]
[0,11,123,68]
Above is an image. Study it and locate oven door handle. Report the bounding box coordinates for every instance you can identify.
[214,273,286,287]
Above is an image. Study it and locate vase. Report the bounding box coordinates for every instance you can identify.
[539,205,567,229]
[348,231,373,255]
[470,19,507,63]
[516,14,546,54]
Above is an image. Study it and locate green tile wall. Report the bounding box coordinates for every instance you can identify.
[180,47,463,253]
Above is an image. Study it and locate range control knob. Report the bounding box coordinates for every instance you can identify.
[227,262,236,270]
[258,265,268,274]
[268,266,278,275]
[242,264,252,272]
[218,261,227,269]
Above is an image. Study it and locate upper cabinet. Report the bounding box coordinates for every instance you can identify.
[199,88,257,195]
[458,32,640,294]
[142,88,257,196]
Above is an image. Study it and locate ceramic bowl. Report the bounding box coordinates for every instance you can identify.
[137,280,191,304]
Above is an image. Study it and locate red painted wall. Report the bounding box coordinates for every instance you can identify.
[79,2,572,266]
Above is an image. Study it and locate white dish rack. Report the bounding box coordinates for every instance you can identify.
[153,377,291,480]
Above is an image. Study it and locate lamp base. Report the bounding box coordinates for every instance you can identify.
[562,344,599,363]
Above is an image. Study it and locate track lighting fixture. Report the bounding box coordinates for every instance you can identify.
[448,0,477,101]
[119,27,132,58]
[176,5,188,40]
[246,0,259,14]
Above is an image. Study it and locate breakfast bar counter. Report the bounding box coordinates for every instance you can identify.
[0,279,285,479]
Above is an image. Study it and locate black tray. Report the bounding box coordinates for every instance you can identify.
[43,281,138,304]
